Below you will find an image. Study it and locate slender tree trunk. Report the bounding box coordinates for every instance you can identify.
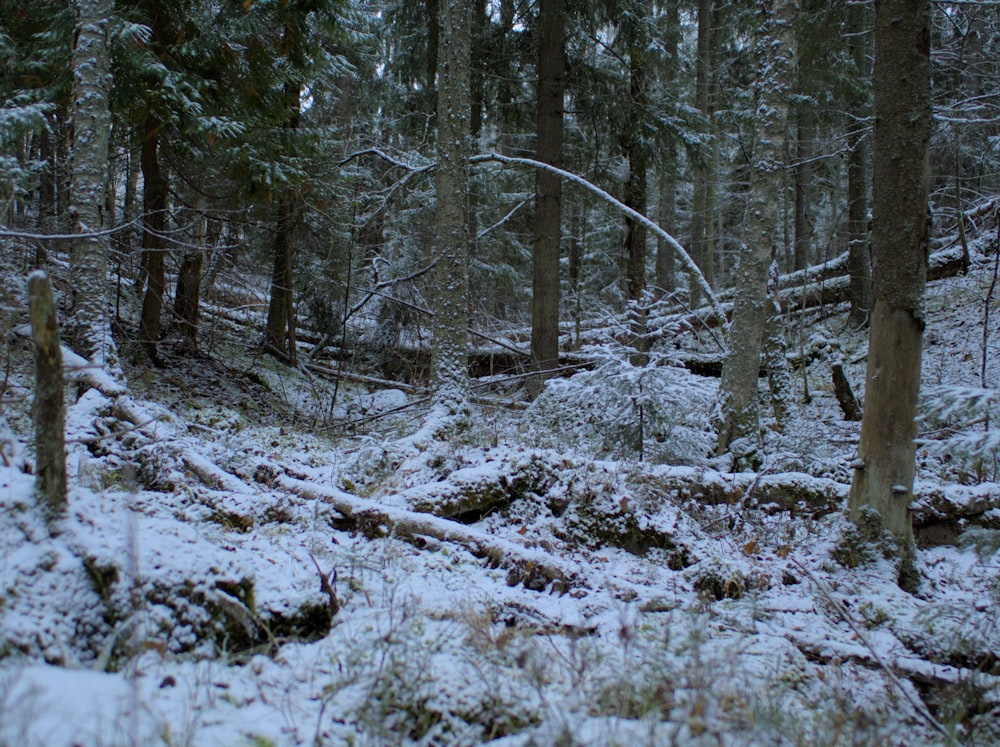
[655,0,680,298]
[689,0,715,307]
[849,0,931,587]
[264,82,302,365]
[29,272,67,530]
[793,115,815,271]
[845,0,871,327]
[530,0,566,396]
[173,200,205,347]
[68,0,117,375]
[431,0,472,412]
[137,121,168,363]
[716,0,797,456]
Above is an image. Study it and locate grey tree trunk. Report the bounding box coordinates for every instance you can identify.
[68,0,118,374]
[29,272,67,531]
[845,0,871,328]
[716,0,797,456]
[689,0,715,307]
[431,0,472,412]
[530,0,565,396]
[848,0,932,587]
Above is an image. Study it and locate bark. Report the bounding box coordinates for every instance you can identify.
[848,0,931,580]
[431,0,472,412]
[264,82,302,365]
[831,360,861,421]
[68,0,117,373]
[623,13,650,361]
[793,115,815,271]
[530,0,565,395]
[689,0,715,307]
[845,0,871,328]
[137,121,168,364]
[28,272,67,529]
[716,0,797,455]
[174,253,203,346]
[654,0,680,299]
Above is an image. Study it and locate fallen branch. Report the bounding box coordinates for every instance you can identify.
[272,473,579,593]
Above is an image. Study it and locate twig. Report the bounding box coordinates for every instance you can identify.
[790,558,950,739]
[308,552,340,616]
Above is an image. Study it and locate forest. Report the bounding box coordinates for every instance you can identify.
[2,0,1000,744]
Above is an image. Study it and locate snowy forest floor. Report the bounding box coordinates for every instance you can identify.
[2,230,1000,746]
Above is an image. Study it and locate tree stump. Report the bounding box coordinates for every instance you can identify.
[28,271,67,529]
[832,359,861,421]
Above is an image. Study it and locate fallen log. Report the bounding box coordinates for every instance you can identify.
[273,473,580,593]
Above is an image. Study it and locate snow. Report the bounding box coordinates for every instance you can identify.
[3,235,1000,745]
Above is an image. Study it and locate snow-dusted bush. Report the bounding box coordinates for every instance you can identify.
[919,385,1000,482]
[522,346,715,464]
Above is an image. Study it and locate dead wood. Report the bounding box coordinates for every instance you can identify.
[272,473,577,593]
[831,361,862,420]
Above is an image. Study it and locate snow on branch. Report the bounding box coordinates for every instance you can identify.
[338,149,728,336]
[470,152,727,334]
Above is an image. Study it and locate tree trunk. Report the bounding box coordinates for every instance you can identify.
[264,81,302,365]
[174,203,205,347]
[431,0,472,412]
[848,0,931,588]
[845,0,871,328]
[530,0,565,396]
[624,15,650,360]
[68,0,117,374]
[793,115,815,271]
[716,0,796,456]
[137,121,168,364]
[689,0,715,307]
[28,272,67,530]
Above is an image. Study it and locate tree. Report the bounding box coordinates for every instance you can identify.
[68,0,118,373]
[845,0,871,327]
[431,0,472,412]
[848,0,932,587]
[530,0,566,394]
[689,0,716,307]
[716,0,797,456]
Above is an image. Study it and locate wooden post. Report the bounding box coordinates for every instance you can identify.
[28,271,67,528]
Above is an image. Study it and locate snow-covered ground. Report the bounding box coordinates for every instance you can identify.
[1,236,1000,745]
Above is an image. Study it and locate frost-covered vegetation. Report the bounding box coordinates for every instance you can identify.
[1,215,1000,746]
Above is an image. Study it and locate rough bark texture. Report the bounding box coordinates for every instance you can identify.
[848,0,931,577]
[530,0,565,395]
[431,0,472,412]
[137,121,168,364]
[716,0,797,455]
[28,272,67,529]
[68,0,118,373]
[845,0,871,328]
